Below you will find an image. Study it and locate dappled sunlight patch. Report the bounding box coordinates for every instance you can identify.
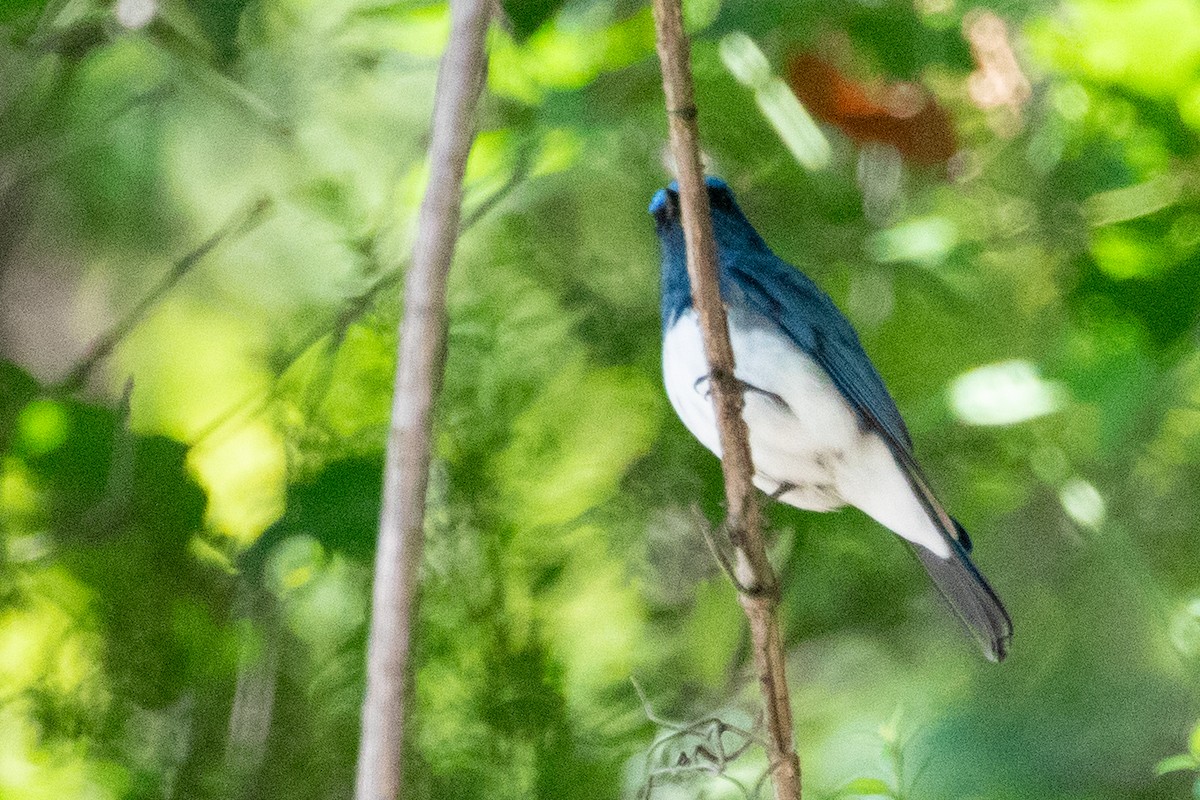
[1088,226,1170,280]
[1178,83,1200,131]
[115,300,271,441]
[0,571,102,701]
[344,2,451,58]
[189,420,286,543]
[314,324,396,441]
[0,700,130,800]
[487,9,656,104]
[0,571,117,800]
[541,537,644,706]
[0,601,74,698]
[495,365,662,528]
[1168,598,1200,658]
[1058,476,1106,530]
[532,128,584,177]
[0,459,41,525]
[948,360,1067,427]
[683,0,722,32]
[464,129,513,186]
[266,540,368,656]
[865,216,957,265]
[15,400,70,457]
[1083,175,1182,229]
[1028,0,1200,98]
[720,32,831,172]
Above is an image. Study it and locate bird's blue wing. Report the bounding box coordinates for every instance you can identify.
[727,252,1011,657]
[726,250,914,452]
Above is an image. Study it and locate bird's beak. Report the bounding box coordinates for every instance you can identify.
[650,188,680,230]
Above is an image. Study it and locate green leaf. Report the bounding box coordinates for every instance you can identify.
[840,777,893,797]
[501,0,567,42]
[1190,722,1200,759]
[0,360,39,454]
[183,0,253,66]
[0,0,46,26]
[1156,754,1198,775]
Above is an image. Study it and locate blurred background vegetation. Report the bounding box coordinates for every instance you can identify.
[4,0,1200,798]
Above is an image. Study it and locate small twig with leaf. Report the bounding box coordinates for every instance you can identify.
[692,502,755,595]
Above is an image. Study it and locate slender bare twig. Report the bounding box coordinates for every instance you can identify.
[633,678,768,800]
[352,1,491,798]
[186,157,528,450]
[149,20,292,138]
[650,2,802,798]
[56,196,273,393]
[692,503,754,594]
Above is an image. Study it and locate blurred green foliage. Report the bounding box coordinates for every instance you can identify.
[4,0,1200,798]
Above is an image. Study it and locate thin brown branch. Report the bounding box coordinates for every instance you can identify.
[650,2,802,799]
[352,0,492,798]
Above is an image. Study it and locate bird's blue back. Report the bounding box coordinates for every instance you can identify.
[650,178,1013,662]
[650,177,913,451]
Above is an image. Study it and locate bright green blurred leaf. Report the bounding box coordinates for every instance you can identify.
[495,365,661,527]
[840,776,893,796]
[16,399,68,456]
[948,360,1066,427]
[1156,753,1198,775]
[1030,0,1200,97]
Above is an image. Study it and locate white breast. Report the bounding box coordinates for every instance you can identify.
[662,307,950,558]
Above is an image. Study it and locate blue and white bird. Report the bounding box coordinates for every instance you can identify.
[651,176,1012,662]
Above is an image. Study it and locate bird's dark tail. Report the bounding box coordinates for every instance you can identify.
[881,440,1012,661]
[911,524,1012,662]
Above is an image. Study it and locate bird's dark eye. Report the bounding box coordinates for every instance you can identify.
[651,189,680,227]
[708,185,735,213]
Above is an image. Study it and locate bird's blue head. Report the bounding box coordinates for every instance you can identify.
[650,176,741,231]
[650,176,769,328]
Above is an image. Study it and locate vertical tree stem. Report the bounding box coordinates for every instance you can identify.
[353,1,491,799]
[650,2,802,798]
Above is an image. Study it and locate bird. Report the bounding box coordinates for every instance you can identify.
[650,176,1012,662]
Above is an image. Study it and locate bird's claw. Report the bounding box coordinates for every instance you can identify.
[693,374,788,409]
[767,482,796,502]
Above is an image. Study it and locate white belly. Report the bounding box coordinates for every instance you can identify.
[662,307,950,557]
[663,309,859,511]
